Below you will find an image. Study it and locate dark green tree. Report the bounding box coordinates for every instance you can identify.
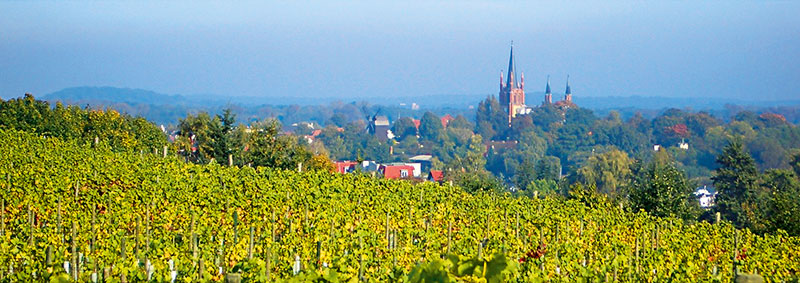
[712,140,759,228]
[475,96,506,139]
[628,161,698,220]
[419,111,444,141]
[763,168,800,235]
[391,117,417,141]
[208,108,238,164]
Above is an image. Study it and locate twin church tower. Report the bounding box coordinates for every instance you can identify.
[498,44,574,125]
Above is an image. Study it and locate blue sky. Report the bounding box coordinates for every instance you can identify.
[1,1,798,101]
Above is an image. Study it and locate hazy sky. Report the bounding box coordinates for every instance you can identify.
[1,1,799,101]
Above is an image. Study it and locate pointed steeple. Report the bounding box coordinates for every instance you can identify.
[545,75,551,94]
[500,71,505,89]
[506,42,516,88]
[565,75,571,95]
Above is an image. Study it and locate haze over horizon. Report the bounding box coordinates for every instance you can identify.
[2,1,799,102]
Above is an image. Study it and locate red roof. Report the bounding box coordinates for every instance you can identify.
[334,161,358,174]
[412,119,421,130]
[311,129,322,137]
[441,114,455,128]
[428,170,444,182]
[380,165,415,179]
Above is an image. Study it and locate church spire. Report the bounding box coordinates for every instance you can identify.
[500,71,504,89]
[565,75,571,95]
[506,42,516,88]
[545,75,551,94]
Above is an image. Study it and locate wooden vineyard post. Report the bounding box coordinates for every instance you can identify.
[715,212,721,224]
[303,202,309,234]
[57,199,62,243]
[248,226,254,260]
[162,145,167,158]
[265,247,271,281]
[71,221,79,281]
[46,246,53,266]
[218,233,225,276]
[733,230,739,276]
[1,199,4,237]
[146,202,152,260]
[198,259,205,281]
[233,210,239,244]
[315,241,321,270]
[91,205,97,252]
[385,210,390,248]
[228,154,233,167]
[120,234,127,260]
[477,240,484,260]
[271,210,276,242]
[391,230,397,267]
[515,212,520,240]
[27,204,34,247]
[446,220,452,255]
[654,225,659,249]
[539,227,545,272]
[358,236,364,282]
[135,216,141,258]
[635,236,640,273]
[191,214,197,261]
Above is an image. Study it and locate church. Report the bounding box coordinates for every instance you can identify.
[498,44,575,126]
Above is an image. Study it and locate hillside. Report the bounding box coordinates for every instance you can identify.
[1,129,797,281]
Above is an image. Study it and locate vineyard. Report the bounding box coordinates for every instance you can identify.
[0,129,798,282]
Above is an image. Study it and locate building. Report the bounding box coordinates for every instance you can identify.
[428,170,444,183]
[499,44,527,126]
[553,76,575,109]
[409,154,433,172]
[368,115,391,141]
[334,161,358,174]
[440,114,455,128]
[694,186,716,208]
[498,44,576,126]
[360,160,380,172]
[379,164,415,179]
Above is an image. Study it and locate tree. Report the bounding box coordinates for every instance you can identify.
[448,115,474,130]
[574,148,633,197]
[208,108,238,164]
[712,140,759,228]
[444,135,501,193]
[391,117,417,141]
[475,96,506,139]
[535,156,561,181]
[419,112,444,141]
[307,154,336,172]
[628,161,698,220]
[242,118,311,170]
[528,104,563,132]
[763,168,800,235]
[513,159,537,191]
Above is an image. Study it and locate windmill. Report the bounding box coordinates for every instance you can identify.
[363,106,382,135]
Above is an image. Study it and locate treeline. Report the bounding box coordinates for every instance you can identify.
[170,109,334,171]
[0,94,165,152]
[0,95,334,172]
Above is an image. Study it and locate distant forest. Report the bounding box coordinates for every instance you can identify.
[39,86,800,126]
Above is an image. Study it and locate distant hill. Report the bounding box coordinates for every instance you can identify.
[36,86,800,125]
[43,86,188,106]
